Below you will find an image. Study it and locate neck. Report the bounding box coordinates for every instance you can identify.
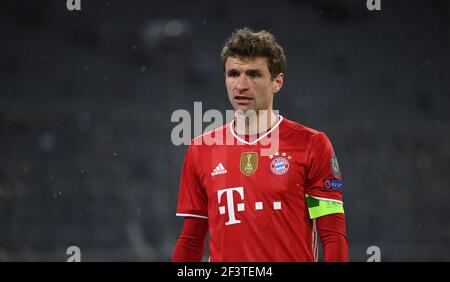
[234,110,278,135]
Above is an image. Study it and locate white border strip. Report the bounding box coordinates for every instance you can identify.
[309,195,343,205]
[176,213,208,219]
[312,219,318,262]
[229,115,284,145]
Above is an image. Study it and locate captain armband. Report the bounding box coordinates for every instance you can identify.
[305,195,345,219]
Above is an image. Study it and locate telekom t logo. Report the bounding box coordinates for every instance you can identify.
[217,187,245,225]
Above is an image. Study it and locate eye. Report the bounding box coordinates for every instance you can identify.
[247,70,261,78]
[227,70,240,77]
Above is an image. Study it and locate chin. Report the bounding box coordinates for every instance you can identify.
[233,106,253,113]
[232,103,250,111]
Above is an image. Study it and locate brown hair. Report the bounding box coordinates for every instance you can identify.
[221,27,287,79]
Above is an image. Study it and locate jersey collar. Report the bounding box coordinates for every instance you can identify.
[229,115,284,145]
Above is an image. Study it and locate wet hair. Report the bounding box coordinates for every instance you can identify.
[221,27,287,79]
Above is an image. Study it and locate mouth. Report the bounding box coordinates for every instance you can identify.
[234,96,253,106]
[234,95,253,103]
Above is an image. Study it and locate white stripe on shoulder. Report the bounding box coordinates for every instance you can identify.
[176,213,208,219]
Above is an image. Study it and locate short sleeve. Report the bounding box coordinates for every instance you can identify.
[176,144,208,219]
[305,132,344,204]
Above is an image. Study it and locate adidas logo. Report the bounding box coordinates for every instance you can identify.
[211,163,227,176]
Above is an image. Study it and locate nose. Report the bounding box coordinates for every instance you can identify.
[235,74,249,93]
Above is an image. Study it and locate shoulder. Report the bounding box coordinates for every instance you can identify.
[189,123,229,148]
[281,116,323,138]
[281,116,333,148]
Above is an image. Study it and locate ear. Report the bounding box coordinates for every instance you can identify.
[272,73,284,94]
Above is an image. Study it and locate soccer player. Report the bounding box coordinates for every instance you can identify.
[172,28,348,262]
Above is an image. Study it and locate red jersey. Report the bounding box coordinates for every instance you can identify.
[176,115,344,262]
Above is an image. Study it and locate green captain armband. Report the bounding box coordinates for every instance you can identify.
[305,195,345,219]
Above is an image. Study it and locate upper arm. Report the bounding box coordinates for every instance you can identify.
[305,132,345,219]
[176,145,209,219]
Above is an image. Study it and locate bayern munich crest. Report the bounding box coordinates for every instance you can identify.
[269,152,291,176]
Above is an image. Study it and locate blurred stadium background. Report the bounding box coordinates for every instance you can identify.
[0,0,449,261]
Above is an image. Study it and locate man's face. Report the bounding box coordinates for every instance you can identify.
[225,56,283,113]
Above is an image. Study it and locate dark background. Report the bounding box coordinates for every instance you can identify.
[0,0,449,261]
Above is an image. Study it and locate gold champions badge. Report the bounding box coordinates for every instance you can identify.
[240,152,258,176]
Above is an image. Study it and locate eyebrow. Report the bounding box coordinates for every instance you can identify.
[226,69,239,74]
[226,68,263,75]
[245,69,263,76]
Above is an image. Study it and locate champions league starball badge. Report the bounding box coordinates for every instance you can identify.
[331,154,341,178]
[269,152,291,176]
